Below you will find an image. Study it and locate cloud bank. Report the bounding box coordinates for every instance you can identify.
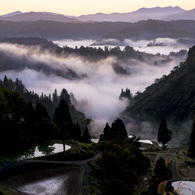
[0,42,185,137]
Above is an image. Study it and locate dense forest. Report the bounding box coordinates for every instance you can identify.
[0,76,90,151]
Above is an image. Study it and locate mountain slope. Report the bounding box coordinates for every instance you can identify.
[0,37,58,51]
[0,7,193,23]
[121,46,195,125]
[163,9,195,21]
[104,20,195,41]
[1,11,22,17]
[1,19,195,41]
[77,6,184,22]
[0,20,130,40]
[0,12,78,23]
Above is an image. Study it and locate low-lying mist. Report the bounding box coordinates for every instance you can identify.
[0,42,186,138]
[85,37,191,55]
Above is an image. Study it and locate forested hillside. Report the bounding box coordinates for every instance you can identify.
[104,20,195,42]
[121,46,195,131]
[0,37,58,51]
[0,76,90,151]
[0,20,195,42]
[0,20,129,40]
[0,76,90,125]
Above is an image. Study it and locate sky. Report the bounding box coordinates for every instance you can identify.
[1,0,195,16]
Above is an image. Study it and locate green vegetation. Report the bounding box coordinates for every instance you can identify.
[122,46,195,136]
[0,188,9,195]
[82,127,91,143]
[0,75,90,128]
[148,157,173,194]
[0,76,91,153]
[36,141,96,161]
[89,137,150,195]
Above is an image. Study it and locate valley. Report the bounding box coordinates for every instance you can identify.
[0,5,195,194]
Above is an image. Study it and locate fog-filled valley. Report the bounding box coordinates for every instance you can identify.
[1,6,195,195]
[0,37,188,138]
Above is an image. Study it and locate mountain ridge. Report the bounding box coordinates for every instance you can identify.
[103,20,195,41]
[0,6,193,23]
[162,8,195,20]
[76,6,185,22]
[0,19,195,41]
[0,11,78,23]
[1,11,22,17]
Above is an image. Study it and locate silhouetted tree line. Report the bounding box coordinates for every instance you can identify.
[0,37,58,52]
[56,45,149,61]
[0,75,90,125]
[0,76,91,152]
[55,45,186,64]
[99,119,128,143]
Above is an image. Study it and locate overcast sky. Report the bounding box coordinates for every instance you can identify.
[1,0,195,16]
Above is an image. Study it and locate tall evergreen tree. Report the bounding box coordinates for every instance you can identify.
[99,119,128,142]
[157,118,172,146]
[82,126,91,143]
[111,118,128,142]
[15,78,25,94]
[53,99,72,125]
[52,89,59,106]
[99,123,111,141]
[53,99,72,140]
[60,88,71,104]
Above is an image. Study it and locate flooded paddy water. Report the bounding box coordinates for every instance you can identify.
[0,166,82,195]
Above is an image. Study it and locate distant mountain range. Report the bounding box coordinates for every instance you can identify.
[1,7,195,42]
[0,20,129,40]
[0,11,78,23]
[76,6,185,22]
[0,19,195,42]
[1,6,195,22]
[103,20,195,41]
